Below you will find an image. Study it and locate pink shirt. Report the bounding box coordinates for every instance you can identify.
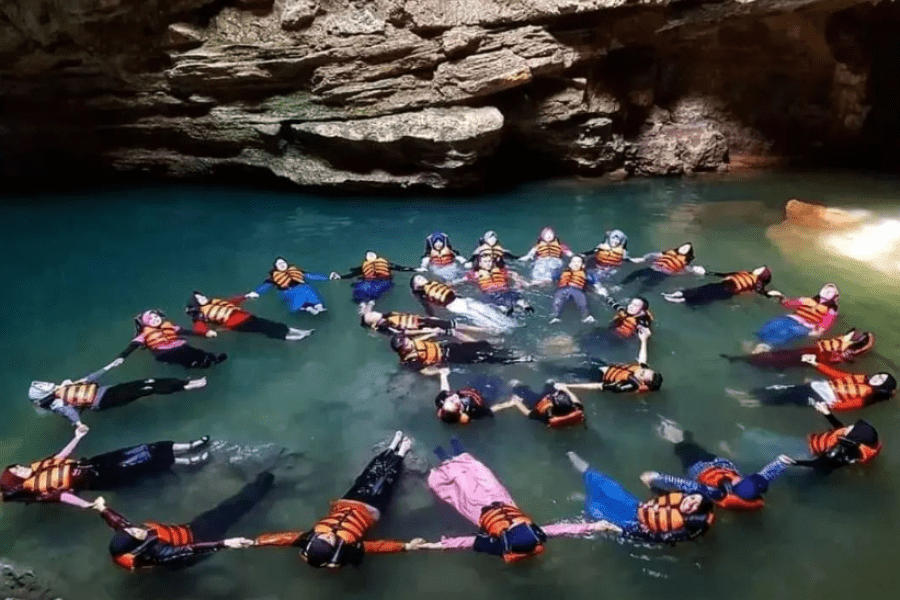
[782,297,838,331]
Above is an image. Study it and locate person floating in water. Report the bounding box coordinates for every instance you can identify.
[253,432,423,568]
[359,306,487,341]
[519,227,573,283]
[119,310,226,369]
[787,401,881,473]
[468,230,519,267]
[249,257,338,316]
[549,255,600,324]
[662,266,781,306]
[410,274,517,333]
[753,283,840,350]
[1,426,209,506]
[731,353,896,411]
[555,328,663,394]
[651,419,791,511]
[419,233,467,281]
[186,291,312,341]
[336,251,415,306]
[414,441,612,562]
[567,451,715,544]
[429,368,520,425]
[619,242,705,290]
[29,360,207,428]
[722,329,875,371]
[580,230,644,281]
[506,380,586,429]
[390,333,532,371]
[596,287,653,339]
[459,254,533,316]
[99,472,273,570]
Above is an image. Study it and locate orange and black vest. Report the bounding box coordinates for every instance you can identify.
[816,336,851,356]
[475,268,509,293]
[695,466,765,511]
[723,272,759,294]
[602,363,648,392]
[385,313,421,331]
[199,299,240,325]
[828,375,873,411]
[612,310,652,339]
[808,427,881,463]
[22,457,77,496]
[594,245,625,267]
[535,240,564,259]
[793,298,831,326]
[653,250,688,274]
[638,493,713,534]
[438,388,485,424]
[479,503,545,563]
[112,522,195,570]
[533,395,585,428]
[429,247,456,266]
[477,244,507,262]
[141,321,181,350]
[313,499,376,546]
[362,258,391,281]
[422,281,456,306]
[401,338,444,367]
[558,268,587,290]
[270,266,306,289]
[55,382,99,408]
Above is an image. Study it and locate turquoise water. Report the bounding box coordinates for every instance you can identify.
[1,173,900,600]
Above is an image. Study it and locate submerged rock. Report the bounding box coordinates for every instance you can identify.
[0,560,61,600]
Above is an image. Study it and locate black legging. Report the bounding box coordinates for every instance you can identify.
[83,442,176,489]
[678,282,734,306]
[154,345,227,369]
[98,379,190,410]
[723,347,807,369]
[512,383,555,408]
[674,436,717,471]
[445,341,524,365]
[342,450,404,514]
[753,384,819,406]
[232,315,290,340]
[189,472,274,542]
[619,268,668,289]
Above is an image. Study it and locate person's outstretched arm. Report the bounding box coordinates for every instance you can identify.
[389,262,417,273]
[303,271,329,282]
[437,368,451,392]
[341,267,363,279]
[254,531,305,546]
[54,424,89,460]
[754,456,790,485]
[50,401,84,428]
[563,382,607,391]
[59,492,93,509]
[117,341,142,360]
[685,264,706,276]
[637,330,650,365]
[518,246,537,262]
[555,384,584,407]
[362,540,408,554]
[541,521,620,538]
[641,471,719,499]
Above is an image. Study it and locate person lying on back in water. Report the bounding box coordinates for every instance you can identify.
[556,327,663,394]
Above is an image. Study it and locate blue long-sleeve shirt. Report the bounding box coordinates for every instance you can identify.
[650,457,787,502]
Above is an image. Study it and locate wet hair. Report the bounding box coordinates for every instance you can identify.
[438,408,462,424]
[848,331,874,353]
[850,420,879,447]
[410,275,427,291]
[302,537,337,568]
[390,335,407,352]
[648,372,663,391]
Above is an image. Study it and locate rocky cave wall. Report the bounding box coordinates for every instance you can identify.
[1,0,898,191]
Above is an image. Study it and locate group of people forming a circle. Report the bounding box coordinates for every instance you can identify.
[3,225,895,571]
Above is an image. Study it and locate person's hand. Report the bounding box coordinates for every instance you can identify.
[595,285,608,296]
[694,266,706,276]
[205,330,218,338]
[105,358,124,370]
[75,423,90,438]
[60,379,74,386]
[91,496,107,512]
[553,382,567,391]
[813,401,831,415]
[329,272,341,280]
[223,537,255,549]
[439,367,451,376]
[801,354,817,365]
[637,326,651,341]
[415,267,428,272]
[404,538,428,550]
[767,290,784,299]
[639,471,658,487]
[777,454,796,466]
[589,520,620,533]
[245,291,260,299]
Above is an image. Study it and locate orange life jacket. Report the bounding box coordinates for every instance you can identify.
[478,503,545,563]
[723,272,759,294]
[638,493,713,534]
[22,457,77,496]
[695,466,765,511]
[558,268,587,290]
[55,382,99,408]
[828,375,873,411]
[145,522,195,546]
[313,499,376,545]
[476,244,507,262]
[807,427,881,463]
[793,298,831,327]
[141,321,181,350]
[401,338,444,366]
[594,245,625,267]
[430,247,456,266]
[602,363,648,392]
[535,240,564,259]
[475,268,509,293]
[199,299,240,325]
[385,313,421,331]
[362,258,391,280]
[270,266,306,289]
[653,250,688,274]
[437,388,485,424]
[422,281,456,306]
[533,396,585,428]
[612,310,652,339]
